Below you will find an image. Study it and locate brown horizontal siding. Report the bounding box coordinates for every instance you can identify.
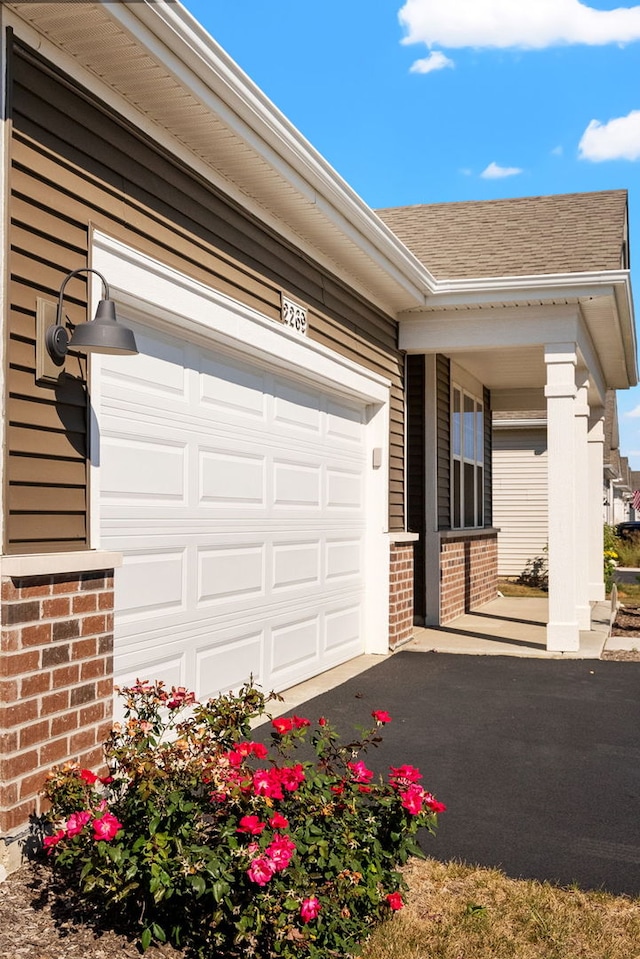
[6,39,406,551]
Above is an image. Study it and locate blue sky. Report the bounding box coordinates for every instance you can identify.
[181,0,640,469]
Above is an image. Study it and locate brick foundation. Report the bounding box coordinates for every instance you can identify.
[0,569,114,851]
[389,538,417,648]
[440,533,498,624]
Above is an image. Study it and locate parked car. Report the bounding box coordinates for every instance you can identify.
[615,522,640,539]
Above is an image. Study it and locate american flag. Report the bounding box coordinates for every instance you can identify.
[633,490,640,511]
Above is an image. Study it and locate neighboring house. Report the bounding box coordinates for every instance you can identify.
[492,391,631,578]
[492,410,548,579]
[0,2,637,868]
[631,471,640,519]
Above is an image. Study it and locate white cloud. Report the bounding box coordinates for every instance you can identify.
[480,161,523,179]
[579,111,640,161]
[551,145,564,156]
[625,405,640,418]
[409,50,454,73]
[399,0,640,50]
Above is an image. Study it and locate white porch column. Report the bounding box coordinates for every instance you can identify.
[574,378,591,629]
[588,409,606,601]
[545,344,580,651]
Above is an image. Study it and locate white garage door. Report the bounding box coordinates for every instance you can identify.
[98,319,369,698]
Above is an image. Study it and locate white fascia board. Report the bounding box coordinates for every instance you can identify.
[105,1,434,307]
[400,303,583,352]
[493,419,547,429]
[613,278,639,386]
[423,269,632,309]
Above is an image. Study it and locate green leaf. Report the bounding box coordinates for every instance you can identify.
[191,874,206,896]
[151,922,167,942]
[140,927,152,951]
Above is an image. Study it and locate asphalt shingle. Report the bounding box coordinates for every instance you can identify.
[377,190,628,280]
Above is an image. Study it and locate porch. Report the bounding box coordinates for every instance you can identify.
[408,595,613,658]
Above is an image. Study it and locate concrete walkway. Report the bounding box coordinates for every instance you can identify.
[408,595,614,658]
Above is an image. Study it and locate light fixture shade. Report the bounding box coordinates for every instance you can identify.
[68,299,138,355]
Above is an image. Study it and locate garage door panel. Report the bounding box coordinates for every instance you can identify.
[103,331,189,400]
[195,631,264,699]
[270,615,319,680]
[272,541,321,591]
[115,651,186,693]
[197,544,266,605]
[326,539,362,580]
[326,399,365,439]
[117,549,187,619]
[273,380,323,432]
[326,468,364,509]
[273,459,321,508]
[101,435,187,502]
[199,354,267,419]
[324,606,361,651]
[199,450,266,506]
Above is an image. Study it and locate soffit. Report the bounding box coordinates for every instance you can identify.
[5,1,429,314]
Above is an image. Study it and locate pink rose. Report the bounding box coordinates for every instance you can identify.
[399,784,424,815]
[278,764,305,792]
[386,892,404,910]
[265,835,296,872]
[91,811,123,841]
[372,709,392,724]
[423,792,447,813]
[43,830,65,852]
[269,813,289,829]
[247,857,275,886]
[253,768,284,800]
[389,764,423,787]
[300,896,321,923]
[236,815,266,835]
[347,761,374,784]
[66,810,91,837]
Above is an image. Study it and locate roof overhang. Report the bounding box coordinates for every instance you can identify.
[399,269,638,399]
[3,0,436,315]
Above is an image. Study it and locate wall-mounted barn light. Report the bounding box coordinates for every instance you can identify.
[36,267,138,383]
[44,267,138,363]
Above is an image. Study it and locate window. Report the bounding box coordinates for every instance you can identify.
[452,385,484,528]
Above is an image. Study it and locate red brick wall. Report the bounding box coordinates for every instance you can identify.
[389,542,415,648]
[0,570,114,838]
[440,534,498,624]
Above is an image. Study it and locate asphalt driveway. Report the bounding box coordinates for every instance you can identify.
[285,651,640,897]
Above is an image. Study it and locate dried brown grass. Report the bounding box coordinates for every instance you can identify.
[362,858,640,959]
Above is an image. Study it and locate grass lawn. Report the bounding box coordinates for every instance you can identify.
[362,858,640,959]
[497,578,547,598]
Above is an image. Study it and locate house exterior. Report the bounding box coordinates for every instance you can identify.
[0,1,637,870]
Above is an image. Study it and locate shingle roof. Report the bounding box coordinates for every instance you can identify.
[376,190,628,280]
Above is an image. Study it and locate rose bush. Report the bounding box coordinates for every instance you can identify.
[41,680,445,958]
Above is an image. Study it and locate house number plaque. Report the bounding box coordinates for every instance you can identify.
[281,295,308,335]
